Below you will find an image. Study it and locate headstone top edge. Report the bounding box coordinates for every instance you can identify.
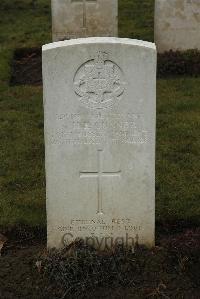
[42,37,156,52]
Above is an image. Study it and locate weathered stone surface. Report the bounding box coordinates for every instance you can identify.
[155,0,200,53]
[43,38,156,250]
[51,0,118,41]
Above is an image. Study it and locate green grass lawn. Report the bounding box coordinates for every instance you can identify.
[0,0,199,229]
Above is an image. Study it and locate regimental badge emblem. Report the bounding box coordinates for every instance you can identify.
[73,51,125,110]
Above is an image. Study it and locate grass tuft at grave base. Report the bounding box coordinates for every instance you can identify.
[0,0,200,232]
[43,244,200,298]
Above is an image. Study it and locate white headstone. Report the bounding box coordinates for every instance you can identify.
[51,0,118,41]
[155,0,200,53]
[43,38,156,250]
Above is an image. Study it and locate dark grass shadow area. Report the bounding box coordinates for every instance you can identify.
[10,48,42,86]
[9,48,200,86]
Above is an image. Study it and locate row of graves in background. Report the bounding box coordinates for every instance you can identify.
[51,0,200,52]
[42,0,199,250]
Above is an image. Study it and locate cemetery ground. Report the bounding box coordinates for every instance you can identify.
[0,0,199,298]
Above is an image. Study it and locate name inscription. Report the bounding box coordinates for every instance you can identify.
[48,112,148,145]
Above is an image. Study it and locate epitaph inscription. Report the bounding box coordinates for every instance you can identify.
[58,218,142,234]
[74,52,125,110]
[61,218,141,249]
[59,218,142,249]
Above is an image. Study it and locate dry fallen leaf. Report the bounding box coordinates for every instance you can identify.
[0,233,8,256]
[35,260,42,273]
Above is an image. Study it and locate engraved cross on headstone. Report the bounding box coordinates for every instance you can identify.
[71,0,96,29]
[80,149,121,215]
